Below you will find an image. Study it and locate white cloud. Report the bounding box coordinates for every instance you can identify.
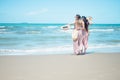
[27,8,48,16]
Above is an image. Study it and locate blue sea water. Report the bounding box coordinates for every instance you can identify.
[0,23,120,55]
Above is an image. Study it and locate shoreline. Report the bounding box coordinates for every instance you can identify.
[0,51,120,57]
[0,53,120,80]
[0,52,120,57]
[0,52,120,56]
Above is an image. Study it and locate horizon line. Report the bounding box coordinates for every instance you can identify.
[0,22,120,25]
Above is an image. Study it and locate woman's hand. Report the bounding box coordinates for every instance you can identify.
[62,25,70,30]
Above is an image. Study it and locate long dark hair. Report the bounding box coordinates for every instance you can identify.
[76,14,81,19]
[82,16,89,32]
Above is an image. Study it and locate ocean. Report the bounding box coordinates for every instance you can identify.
[0,23,120,55]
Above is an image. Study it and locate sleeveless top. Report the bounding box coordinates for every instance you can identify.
[74,20,83,30]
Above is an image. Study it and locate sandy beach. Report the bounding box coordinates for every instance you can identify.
[0,53,120,80]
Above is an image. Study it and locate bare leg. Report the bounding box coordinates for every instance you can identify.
[84,48,87,54]
[82,32,88,54]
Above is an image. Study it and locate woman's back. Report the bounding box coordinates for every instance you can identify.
[74,19,84,30]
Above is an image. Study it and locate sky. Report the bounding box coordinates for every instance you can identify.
[0,0,120,23]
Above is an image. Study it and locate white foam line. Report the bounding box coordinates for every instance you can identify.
[0,44,120,54]
[90,29,114,32]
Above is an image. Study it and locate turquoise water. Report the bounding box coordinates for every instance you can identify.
[0,23,120,55]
